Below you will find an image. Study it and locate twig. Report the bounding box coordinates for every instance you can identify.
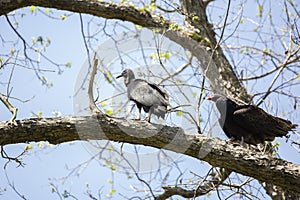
[157,55,192,85]
[0,93,17,125]
[88,54,103,114]
[155,168,232,200]
[256,54,294,106]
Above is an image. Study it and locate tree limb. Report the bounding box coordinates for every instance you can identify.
[0,116,299,194]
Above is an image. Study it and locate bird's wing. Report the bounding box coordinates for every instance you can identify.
[233,105,293,139]
[128,79,168,107]
[147,82,169,105]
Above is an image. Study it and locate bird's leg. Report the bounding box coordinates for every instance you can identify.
[145,111,152,123]
[136,107,141,120]
[240,136,245,146]
[227,137,242,146]
[227,137,236,142]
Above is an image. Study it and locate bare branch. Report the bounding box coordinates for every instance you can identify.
[0,93,17,124]
[87,54,103,115]
[156,168,231,200]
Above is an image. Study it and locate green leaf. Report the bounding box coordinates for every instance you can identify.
[109,189,116,195]
[31,37,37,45]
[135,24,142,29]
[107,145,113,151]
[60,14,67,20]
[25,144,33,151]
[45,38,51,47]
[29,5,36,13]
[192,15,199,21]
[100,101,107,107]
[105,72,113,83]
[110,165,116,171]
[9,48,15,55]
[37,111,43,118]
[176,110,183,116]
[47,80,53,88]
[239,18,245,24]
[105,108,113,116]
[37,141,45,148]
[256,5,263,17]
[65,62,72,68]
[149,2,157,11]
[169,23,179,31]
[107,178,113,184]
[149,52,156,59]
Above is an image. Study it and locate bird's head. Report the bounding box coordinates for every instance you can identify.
[116,69,135,86]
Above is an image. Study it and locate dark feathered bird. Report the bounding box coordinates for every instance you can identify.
[116,69,169,122]
[207,94,297,145]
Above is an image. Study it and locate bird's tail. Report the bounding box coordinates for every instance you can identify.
[152,105,167,119]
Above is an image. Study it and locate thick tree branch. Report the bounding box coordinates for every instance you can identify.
[0,116,299,194]
[0,0,248,101]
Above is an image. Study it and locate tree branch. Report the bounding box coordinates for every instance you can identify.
[0,116,299,194]
[156,167,231,199]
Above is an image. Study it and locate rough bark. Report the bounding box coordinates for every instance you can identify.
[0,0,248,101]
[262,182,300,200]
[0,115,299,194]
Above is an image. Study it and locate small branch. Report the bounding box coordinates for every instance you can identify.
[0,93,17,125]
[5,170,27,200]
[1,146,25,168]
[88,54,103,114]
[157,55,192,85]
[156,167,231,200]
[4,15,29,59]
[256,52,295,106]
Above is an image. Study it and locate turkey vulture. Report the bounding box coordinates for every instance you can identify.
[116,69,169,122]
[207,94,297,145]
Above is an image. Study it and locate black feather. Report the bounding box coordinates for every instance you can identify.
[207,94,297,144]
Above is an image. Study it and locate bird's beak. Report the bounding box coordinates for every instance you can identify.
[206,96,212,100]
[116,74,123,79]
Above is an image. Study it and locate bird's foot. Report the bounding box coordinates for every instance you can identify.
[227,137,243,146]
[227,137,237,143]
[134,114,141,120]
[143,116,151,123]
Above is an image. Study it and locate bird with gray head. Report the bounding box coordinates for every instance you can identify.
[207,93,297,145]
[116,69,169,122]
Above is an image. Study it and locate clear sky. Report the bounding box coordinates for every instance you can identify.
[0,1,299,199]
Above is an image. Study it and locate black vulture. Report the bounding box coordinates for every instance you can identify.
[116,69,169,122]
[207,94,297,145]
